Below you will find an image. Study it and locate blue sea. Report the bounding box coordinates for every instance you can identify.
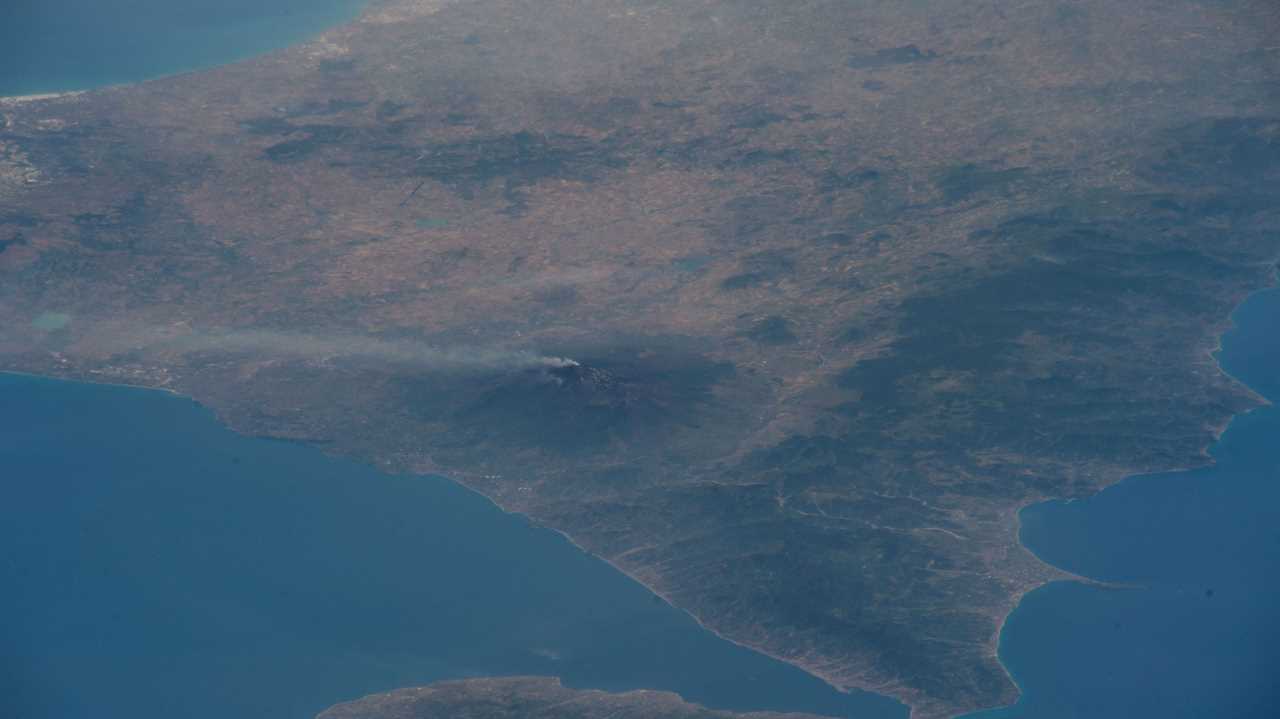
[967,288,1280,719]
[0,370,906,719]
[0,0,366,96]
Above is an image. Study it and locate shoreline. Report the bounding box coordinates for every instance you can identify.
[0,365,897,719]
[506,509,910,714]
[4,277,1276,719]
[976,276,1280,717]
[1,1,1273,714]
[0,0,371,102]
[0,367,180,396]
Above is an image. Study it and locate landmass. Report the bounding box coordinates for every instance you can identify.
[1,0,1278,717]
[318,676,822,719]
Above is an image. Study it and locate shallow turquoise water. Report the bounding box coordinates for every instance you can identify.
[0,0,366,96]
[968,288,1280,718]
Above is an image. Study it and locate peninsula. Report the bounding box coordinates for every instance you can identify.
[2,0,1278,716]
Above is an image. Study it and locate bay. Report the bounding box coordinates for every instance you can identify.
[968,288,1280,718]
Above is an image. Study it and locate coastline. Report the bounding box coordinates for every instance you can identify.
[0,366,1111,719]
[517,511,909,710]
[975,273,1280,717]
[0,365,903,719]
[6,279,1274,719]
[0,0,371,101]
[6,365,907,715]
[0,367,180,396]
[2,284,1273,716]
[1,1,1274,717]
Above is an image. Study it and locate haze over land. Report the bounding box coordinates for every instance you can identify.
[2,0,1278,717]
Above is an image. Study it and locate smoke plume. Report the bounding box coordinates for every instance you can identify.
[99,325,578,373]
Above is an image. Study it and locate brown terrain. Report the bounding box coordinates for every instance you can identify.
[2,0,1279,717]
[318,676,824,719]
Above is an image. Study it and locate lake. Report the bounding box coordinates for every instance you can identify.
[967,287,1280,718]
[0,0,366,96]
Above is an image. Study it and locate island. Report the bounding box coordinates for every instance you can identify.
[2,0,1277,716]
[318,677,823,719]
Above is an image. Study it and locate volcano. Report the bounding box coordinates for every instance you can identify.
[547,362,623,394]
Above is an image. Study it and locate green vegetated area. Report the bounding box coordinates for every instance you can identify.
[724,117,1280,703]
